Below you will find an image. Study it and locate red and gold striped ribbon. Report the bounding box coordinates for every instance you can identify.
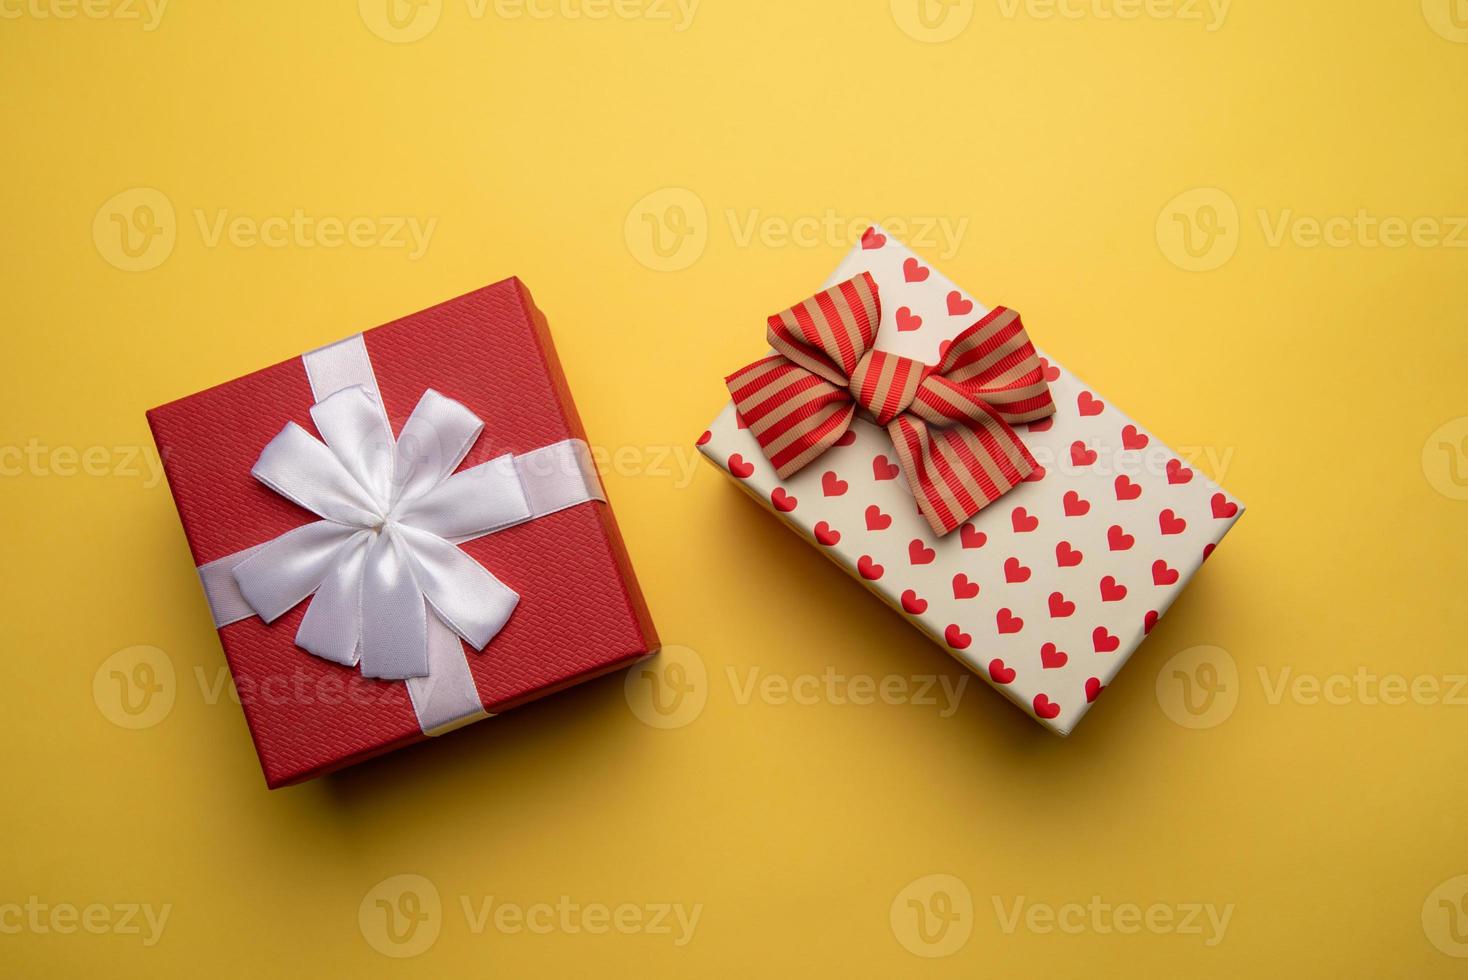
[725,272,1055,536]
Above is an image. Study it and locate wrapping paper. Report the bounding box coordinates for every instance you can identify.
[148,278,659,786]
[699,230,1243,734]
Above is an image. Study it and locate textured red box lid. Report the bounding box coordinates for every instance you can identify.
[147,278,659,788]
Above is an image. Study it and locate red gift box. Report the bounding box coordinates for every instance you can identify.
[147,278,658,788]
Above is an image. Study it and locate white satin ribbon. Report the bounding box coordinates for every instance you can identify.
[196,333,604,735]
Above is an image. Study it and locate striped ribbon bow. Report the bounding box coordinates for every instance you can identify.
[725,272,1057,536]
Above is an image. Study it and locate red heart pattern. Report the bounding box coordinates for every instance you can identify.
[1033,694,1061,720]
[698,229,1244,736]
[1055,541,1083,567]
[1004,557,1031,583]
[952,574,981,600]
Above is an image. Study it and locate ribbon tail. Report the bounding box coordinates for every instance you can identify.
[725,356,856,479]
[934,306,1056,424]
[396,524,520,651]
[404,616,491,736]
[358,526,430,680]
[231,521,361,623]
[888,410,1039,537]
[295,530,371,667]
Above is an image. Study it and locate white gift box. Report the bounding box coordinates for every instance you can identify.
[698,228,1244,734]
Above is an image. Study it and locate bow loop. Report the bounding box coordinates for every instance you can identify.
[763,271,881,386]
[230,386,522,680]
[726,274,1056,536]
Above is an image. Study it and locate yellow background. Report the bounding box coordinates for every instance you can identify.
[3,0,1467,976]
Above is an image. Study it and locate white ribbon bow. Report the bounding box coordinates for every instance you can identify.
[230,385,534,680]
